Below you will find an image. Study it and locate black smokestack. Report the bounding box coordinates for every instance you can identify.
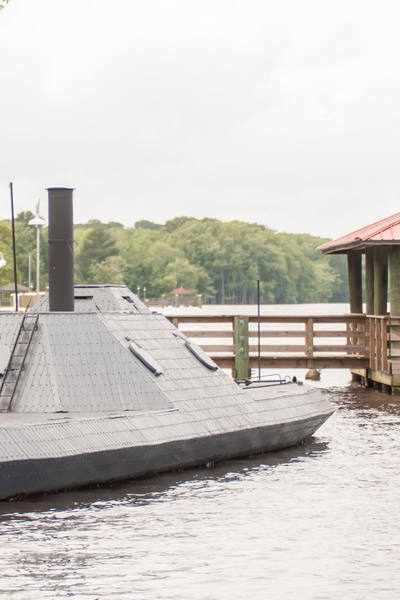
[47,187,74,312]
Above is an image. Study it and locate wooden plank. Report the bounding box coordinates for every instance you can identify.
[248,345,306,353]
[364,318,370,360]
[389,360,400,374]
[166,316,234,324]
[382,318,388,372]
[248,330,306,338]
[181,328,364,340]
[234,317,249,379]
[201,344,365,353]
[181,330,233,338]
[167,314,367,324]
[313,345,364,352]
[199,345,234,352]
[376,318,382,372]
[368,368,393,387]
[305,319,313,358]
[247,315,366,324]
[209,355,369,369]
[388,333,400,342]
[368,318,374,370]
[246,356,369,369]
[313,330,365,338]
[181,329,358,338]
[388,349,400,357]
[350,368,368,377]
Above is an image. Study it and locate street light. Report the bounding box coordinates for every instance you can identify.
[137,286,140,298]
[143,287,146,301]
[28,198,46,305]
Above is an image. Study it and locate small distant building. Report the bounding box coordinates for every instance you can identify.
[0,283,29,307]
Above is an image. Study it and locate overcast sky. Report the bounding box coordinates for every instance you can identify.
[1,0,400,238]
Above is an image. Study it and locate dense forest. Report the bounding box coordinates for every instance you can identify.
[0,212,348,304]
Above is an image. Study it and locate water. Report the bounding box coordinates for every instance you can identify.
[1,305,400,599]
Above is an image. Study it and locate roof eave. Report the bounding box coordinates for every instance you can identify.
[319,239,400,255]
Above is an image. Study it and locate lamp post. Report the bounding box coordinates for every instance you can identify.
[28,253,31,292]
[137,286,140,299]
[28,198,46,305]
[143,286,146,301]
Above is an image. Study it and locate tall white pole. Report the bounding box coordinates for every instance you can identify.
[28,253,31,291]
[36,226,40,304]
[28,197,46,308]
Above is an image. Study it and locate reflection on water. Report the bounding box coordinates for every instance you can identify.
[1,374,400,599]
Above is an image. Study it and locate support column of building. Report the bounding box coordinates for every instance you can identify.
[365,248,374,315]
[390,247,400,316]
[389,248,400,388]
[347,250,362,313]
[373,247,388,315]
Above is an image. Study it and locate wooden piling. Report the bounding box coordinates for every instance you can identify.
[373,247,388,315]
[347,251,362,313]
[234,317,249,380]
[365,248,374,315]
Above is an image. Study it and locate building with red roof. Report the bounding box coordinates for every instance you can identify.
[317,212,400,317]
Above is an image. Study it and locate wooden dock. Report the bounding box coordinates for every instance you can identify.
[166,313,400,392]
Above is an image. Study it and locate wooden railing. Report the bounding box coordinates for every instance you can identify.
[166,314,371,378]
[368,316,400,377]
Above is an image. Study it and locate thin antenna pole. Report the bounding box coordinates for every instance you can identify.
[257,279,261,380]
[36,226,40,305]
[9,183,18,312]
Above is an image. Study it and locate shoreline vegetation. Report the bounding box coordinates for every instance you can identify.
[0,213,348,305]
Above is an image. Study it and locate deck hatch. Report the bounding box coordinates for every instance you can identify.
[185,341,218,371]
[129,342,163,376]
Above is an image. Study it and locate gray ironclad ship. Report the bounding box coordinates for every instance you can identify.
[0,189,334,499]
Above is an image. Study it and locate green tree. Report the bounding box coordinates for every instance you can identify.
[164,216,194,233]
[76,228,118,281]
[0,219,15,287]
[135,220,163,230]
[88,256,128,285]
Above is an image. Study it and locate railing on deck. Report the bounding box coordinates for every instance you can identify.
[369,316,400,377]
[166,314,371,378]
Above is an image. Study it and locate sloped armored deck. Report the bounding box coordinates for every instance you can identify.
[0,286,334,498]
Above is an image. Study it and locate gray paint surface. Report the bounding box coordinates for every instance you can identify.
[0,285,334,498]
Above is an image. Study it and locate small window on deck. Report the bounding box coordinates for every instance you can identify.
[185,341,218,371]
[123,296,138,309]
[129,342,163,376]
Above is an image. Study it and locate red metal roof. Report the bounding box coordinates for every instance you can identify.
[317,212,400,253]
[169,287,191,295]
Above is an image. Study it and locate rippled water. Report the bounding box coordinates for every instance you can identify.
[1,366,400,599]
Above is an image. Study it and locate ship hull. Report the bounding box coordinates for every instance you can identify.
[0,385,333,499]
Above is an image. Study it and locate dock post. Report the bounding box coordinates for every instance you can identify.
[234,317,249,380]
[365,248,374,315]
[347,250,362,314]
[373,247,388,315]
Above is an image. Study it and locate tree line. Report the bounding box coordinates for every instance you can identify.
[0,212,348,304]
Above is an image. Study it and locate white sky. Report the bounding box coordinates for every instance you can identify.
[1,0,400,238]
